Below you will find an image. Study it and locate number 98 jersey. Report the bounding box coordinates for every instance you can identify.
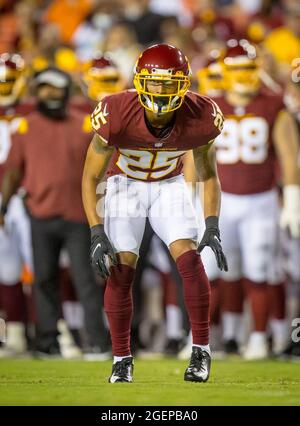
[213,90,284,194]
[91,90,223,181]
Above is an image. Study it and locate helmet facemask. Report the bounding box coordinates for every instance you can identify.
[83,67,125,101]
[134,68,190,114]
[223,58,260,96]
[0,55,26,108]
[198,63,223,96]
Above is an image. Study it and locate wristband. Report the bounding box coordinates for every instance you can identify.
[205,215,219,229]
[91,223,105,239]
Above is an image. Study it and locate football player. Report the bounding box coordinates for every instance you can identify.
[72,54,127,114]
[81,54,186,356]
[197,51,224,98]
[0,53,34,356]
[81,54,126,103]
[209,39,300,359]
[82,43,228,383]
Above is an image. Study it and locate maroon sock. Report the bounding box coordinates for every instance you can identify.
[104,264,135,356]
[176,250,210,345]
[0,282,26,322]
[220,279,244,313]
[210,279,221,325]
[161,272,178,307]
[244,279,268,332]
[267,282,286,320]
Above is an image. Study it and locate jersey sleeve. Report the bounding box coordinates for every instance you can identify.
[6,130,26,172]
[91,96,113,145]
[205,98,225,143]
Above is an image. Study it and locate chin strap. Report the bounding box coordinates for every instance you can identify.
[142,94,181,114]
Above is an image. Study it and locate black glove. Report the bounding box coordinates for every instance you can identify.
[90,224,118,279]
[197,216,228,272]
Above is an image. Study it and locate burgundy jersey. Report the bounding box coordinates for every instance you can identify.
[214,90,284,195]
[0,103,34,184]
[91,90,223,182]
[7,106,92,222]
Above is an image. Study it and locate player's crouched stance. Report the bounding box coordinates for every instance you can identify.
[82,44,228,383]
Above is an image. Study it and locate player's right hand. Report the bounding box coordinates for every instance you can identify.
[197,216,228,272]
[90,224,118,279]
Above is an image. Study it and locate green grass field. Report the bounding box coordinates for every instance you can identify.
[0,358,299,406]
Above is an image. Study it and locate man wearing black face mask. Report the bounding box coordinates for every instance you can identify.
[0,67,110,358]
[35,67,71,119]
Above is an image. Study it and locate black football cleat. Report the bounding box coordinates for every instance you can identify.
[184,346,211,383]
[108,357,134,383]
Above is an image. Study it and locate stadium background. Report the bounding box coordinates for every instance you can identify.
[0,0,300,406]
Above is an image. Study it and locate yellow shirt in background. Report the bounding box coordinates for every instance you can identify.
[264,27,300,65]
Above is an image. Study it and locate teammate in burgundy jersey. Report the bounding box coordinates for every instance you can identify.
[215,91,285,195]
[0,53,34,356]
[208,40,300,359]
[72,53,127,114]
[82,44,227,383]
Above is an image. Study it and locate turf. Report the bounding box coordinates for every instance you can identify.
[0,358,299,406]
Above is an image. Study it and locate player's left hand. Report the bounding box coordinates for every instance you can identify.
[90,224,118,279]
[197,216,228,271]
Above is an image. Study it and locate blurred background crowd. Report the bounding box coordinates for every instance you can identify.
[1,0,300,87]
[0,0,300,362]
